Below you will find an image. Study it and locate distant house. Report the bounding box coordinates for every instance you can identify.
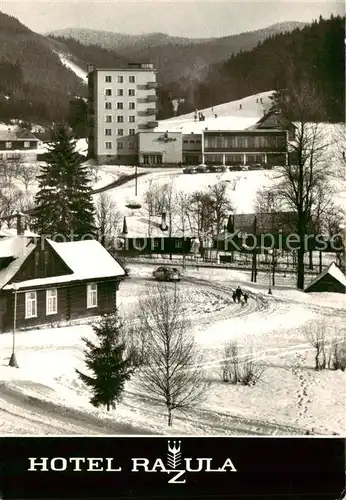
[305,262,346,294]
[0,235,126,333]
[0,128,40,162]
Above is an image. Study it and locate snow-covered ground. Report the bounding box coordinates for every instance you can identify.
[0,265,344,436]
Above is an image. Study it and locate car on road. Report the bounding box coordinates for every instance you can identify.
[152,266,181,282]
[183,166,197,174]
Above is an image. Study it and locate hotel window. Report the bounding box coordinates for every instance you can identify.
[129,116,135,123]
[117,102,124,110]
[105,142,112,149]
[128,89,135,96]
[5,142,12,149]
[117,129,124,136]
[25,291,37,319]
[236,137,246,148]
[105,89,112,96]
[117,89,124,96]
[129,128,136,136]
[105,75,112,83]
[128,141,135,149]
[129,102,135,110]
[105,102,112,110]
[129,75,135,83]
[117,76,124,83]
[24,141,30,148]
[117,141,124,150]
[117,116,124,123]
[105,116,112,123]
[87,283,98,308]
[105,129,112,136]
[46,288,58,315]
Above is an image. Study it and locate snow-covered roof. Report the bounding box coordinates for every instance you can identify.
[0,228,39,238]
[0,236,36,289]
[305,262,346,291]
[0,129,39,141]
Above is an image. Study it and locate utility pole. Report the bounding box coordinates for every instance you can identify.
[135,165,138,197]
[9,284,19,368]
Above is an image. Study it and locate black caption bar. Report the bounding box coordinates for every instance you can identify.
[0,437,344,499]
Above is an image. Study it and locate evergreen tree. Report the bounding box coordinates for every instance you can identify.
[76,312,134,411]
[34,123,95,238]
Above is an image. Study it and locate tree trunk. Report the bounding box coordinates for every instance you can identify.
[319,251,323,273]
[297,247,305,290]
[168,409,173,426]
[107,402,110,411]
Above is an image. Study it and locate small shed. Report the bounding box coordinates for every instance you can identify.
[305,262,346,294]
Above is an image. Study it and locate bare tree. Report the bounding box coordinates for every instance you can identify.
[0,157,20,186]
[304,321,328,371]
[208,181,233,254]
[14,161,39,194]
[94,193,122,249]
[273,81,334,289]
[138,282,209,426]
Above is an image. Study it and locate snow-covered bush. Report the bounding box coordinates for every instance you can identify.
[221,341,265,386]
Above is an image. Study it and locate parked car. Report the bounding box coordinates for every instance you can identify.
[152,266,181,282]
[229,165,243,171]
[209,165,224,173]
[183,166,197,174]
[196,163,209,173]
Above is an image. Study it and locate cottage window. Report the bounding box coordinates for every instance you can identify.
[25,291,37,319]
[87,283,98,308]
[5,142,12,149]
[24,141,30,148]
[46,288,58,315]
[175,240,183,248]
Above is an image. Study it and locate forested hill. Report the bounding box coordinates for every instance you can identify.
[0,10,87,124]
[178,15,344,122]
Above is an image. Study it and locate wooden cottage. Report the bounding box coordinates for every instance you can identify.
[0,235,126,333]
[305,262,346,294]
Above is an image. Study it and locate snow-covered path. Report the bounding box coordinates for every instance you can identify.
[0,269,344,435]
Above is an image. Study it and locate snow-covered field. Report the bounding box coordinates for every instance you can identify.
[0,265,345,436]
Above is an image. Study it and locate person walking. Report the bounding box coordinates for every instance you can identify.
[235,285,242,303]
[243,292,248,304]
[232,291,237,303]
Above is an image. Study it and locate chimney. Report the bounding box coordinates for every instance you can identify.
[16,212,25,236]
[160,212,168,231]
[122,216,128,235]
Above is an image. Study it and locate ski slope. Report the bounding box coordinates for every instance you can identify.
[56,52,88,84]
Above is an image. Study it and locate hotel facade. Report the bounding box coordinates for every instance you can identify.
[87,63,158,165]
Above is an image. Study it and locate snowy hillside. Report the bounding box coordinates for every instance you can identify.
[56,52,88,84]
[156,91,274,133]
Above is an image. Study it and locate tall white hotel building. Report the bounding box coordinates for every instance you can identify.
[87,62,158,164]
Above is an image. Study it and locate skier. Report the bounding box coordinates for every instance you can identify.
[239,104,242,110]
[214,113,218,119]
[243,292,249,304]
[232,291,237,303]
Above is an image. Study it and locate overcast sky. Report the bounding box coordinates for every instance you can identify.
[1,0,344,38]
